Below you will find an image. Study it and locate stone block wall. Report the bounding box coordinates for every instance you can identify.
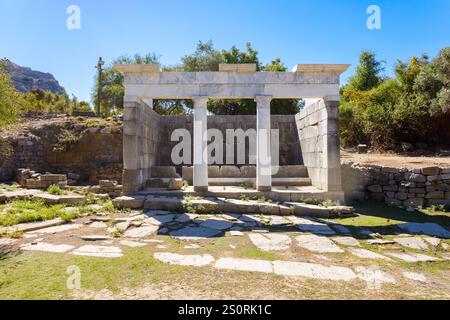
[0,119,123,183]
[122,100,161,193]
[158,114,302,168]
[295,99,342,191]
[342,162,450,207]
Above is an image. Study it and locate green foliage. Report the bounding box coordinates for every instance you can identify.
[0,199,71,226]
[341,47,450,149]
[47,184,64,195]
[0,69,27,127]
[53,129,83,152]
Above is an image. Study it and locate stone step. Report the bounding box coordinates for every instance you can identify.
[146,178,183,189]
[182,165,309,181]
[113,195,352,217]
[207,177,311,187]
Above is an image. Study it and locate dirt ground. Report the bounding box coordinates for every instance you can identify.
[341,150,450,168]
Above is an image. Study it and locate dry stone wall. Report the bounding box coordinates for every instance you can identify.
[342,161,450,207]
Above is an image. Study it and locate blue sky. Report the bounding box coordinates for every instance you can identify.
[1,0,449,103]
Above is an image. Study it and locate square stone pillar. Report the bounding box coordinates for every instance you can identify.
[255,96,272,191]
[322,96,343,192]
[193,96,209,192]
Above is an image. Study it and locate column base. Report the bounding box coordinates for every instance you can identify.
[257,186,272,192]
[194,186,209,192]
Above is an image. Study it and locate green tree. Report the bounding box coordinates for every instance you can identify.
[91,53,160,116]
[0,69,27,126]
[346,51,384,92]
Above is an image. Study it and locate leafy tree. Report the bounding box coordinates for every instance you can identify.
[0,69,27,126]
[345,51,384,92]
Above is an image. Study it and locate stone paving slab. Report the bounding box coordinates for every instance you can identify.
[21,242,75,253]
[403,271,427,282]
[124,225,159,238]
[199,219,234,231]
[81,235,112,241]
[273,260,357,281]
[397,222,450,238]
[120,240,147,248]
[355,266,396,289]
[72,245,123,258]
[394,237,429,251]
[248,233,292,252]
[169,226,222,240]
[331,236,360,247]
[90,222,108,228]
[154,252,214,266]
[348,248,391,261]
[385,252,440,262]
[214,257,273,273]
[329,224,351,235]
[294,218,336,235]
[295,234,344,253]
[29,224,82,235]
[0,218,64,234]
[367,239,396,245]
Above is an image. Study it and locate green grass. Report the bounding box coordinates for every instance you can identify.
[236,247,278,261]
[0,248,182,299]
[0,199,78,227]
[47,184,65,195]
[325,201,450,228]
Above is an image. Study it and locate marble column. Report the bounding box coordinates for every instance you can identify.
[255,95,272,191]
[193,96,209,192]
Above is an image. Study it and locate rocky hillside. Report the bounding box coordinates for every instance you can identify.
[0,58,64,94]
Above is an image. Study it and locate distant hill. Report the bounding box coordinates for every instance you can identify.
[0,58,64,94]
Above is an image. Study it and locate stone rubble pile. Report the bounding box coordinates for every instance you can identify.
[17,168,67,189]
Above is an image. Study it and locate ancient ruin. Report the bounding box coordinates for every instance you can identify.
[116,63,349,201]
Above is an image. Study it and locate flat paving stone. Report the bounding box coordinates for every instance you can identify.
[154,252,214,266]
[329,224,352,235]
[174,214,191,223]
[273,260,356,281]
[332,236,360,247]
[403,271,427,282]
[394,237,429,251]
[355,266,396,289]
[72,245,123,258]
[90,222,108,228]
[248,233,291,252]
[423,237,441,247]
[29,224,82,234]
[0,238,17,245]
[295,234,344,253]
[124,225,159,238]
[199,219,234,231]
[348,248,391,261]
[81,235,112,241]
[397,222,450,238]
[21,242,74,253]
[229,230,244,237]
[169,226,222,240]
[0,218,64,234]
[385,252,440,262]
[214,258,273,273]
[119,240,147,248]
[295,218,336,235]
[144,215,175,226]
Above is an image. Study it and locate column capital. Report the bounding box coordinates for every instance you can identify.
[192,95,209,107]
[254,95,272,105]
[323,95,340,103]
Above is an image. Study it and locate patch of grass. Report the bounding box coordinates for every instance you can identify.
[0,199,79,226]
[0,183,20,192]
[236,247,278,261]
[47,184,65,195]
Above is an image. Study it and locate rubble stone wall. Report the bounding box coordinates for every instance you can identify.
[342,162,450,207]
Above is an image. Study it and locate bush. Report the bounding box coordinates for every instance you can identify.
[47,184,64,195]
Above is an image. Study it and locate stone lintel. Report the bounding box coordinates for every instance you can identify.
[219,64,257,73]
[115,64,161,74]
[291,64,350,75]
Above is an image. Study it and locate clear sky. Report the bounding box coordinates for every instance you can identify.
[1,0,449,103]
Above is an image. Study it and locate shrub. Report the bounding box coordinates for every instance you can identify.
[47,184,64,195]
